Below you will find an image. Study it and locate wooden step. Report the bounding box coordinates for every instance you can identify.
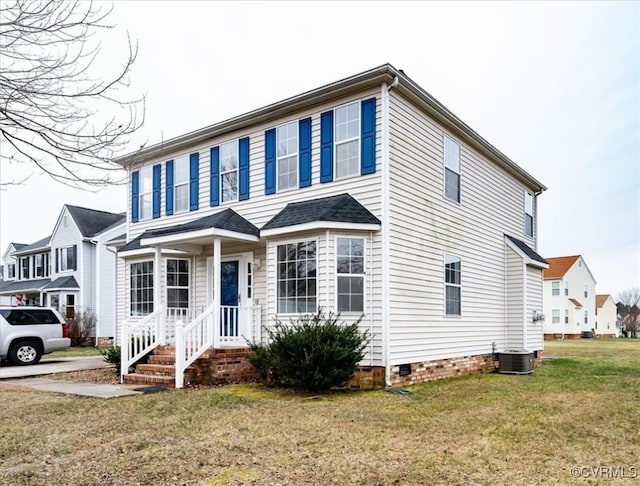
[123,373,176,387]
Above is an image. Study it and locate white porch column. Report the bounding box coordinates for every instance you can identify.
[213,238,221,348]
[154,246,165,344]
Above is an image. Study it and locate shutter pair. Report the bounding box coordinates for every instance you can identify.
[264,118,312,195]
[210,137,250,207]
[54,246,77,272]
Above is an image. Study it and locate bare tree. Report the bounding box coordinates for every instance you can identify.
[0,0,144,187]
[617,287,640,338]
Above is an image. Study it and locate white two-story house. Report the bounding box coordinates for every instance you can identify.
[114,64,548,388]
[595,294,618,338]
[543,255,597,339]
[0,205,125,343]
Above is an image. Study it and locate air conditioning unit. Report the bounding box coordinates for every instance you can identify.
[498,350,534,374]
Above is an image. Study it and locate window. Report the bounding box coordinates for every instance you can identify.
[130,261,154,316]
[584,310,588,324]
[65,294,75,319]
[335,102,360,178]
[20,257,29,279]
[336,238,365,313]
[584,285,588,298]
[277,121,298,191]
[220,140,238,203]
[552,281,560,296]
[173,155,190,213]
[444,136,461,202]
[524,191,534,237]
[58,246,76,272]
[552,309,560,324]
[139,166,153,220]
[166,259,189,308]
[445,254,461,316]
[7,263,15,279]
[247,262,252,299]
[564,282,569,296]
[277,241,316,314]
[35,254,44,278]
[564,310,569,324]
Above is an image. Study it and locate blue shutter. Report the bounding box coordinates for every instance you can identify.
[299,118,312,188]
[320,110,333,183]
[131,171,139,222]
[189,152,199,211]
[165,160,174,215]
[361,97,376,175]
[210,147,220,207]
[264,128,276,195]
[239,137,250,200]
[152,164,161,219]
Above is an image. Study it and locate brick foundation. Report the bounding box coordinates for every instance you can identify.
[544,333,582,340]
[390,353,497,387]
[96,337,114,347]
[186,347,257,386]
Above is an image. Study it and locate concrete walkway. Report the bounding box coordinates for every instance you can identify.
[0,356,152,398]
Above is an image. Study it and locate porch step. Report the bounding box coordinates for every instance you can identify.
[123,373,176,387]
[148,354,176,365]
[135,363,176,376]
[153,345,176,355]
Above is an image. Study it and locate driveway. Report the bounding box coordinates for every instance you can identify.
[0,356,109,380]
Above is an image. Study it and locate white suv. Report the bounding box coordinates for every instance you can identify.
[0,307,71,365]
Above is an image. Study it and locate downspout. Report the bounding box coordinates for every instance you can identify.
[90,238,99,346]
[382,75,398,387]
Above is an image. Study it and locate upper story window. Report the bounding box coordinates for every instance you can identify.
[174,155,190,213]
[130,261,154,316]
[552,281,560,296]
[336,237,365,313]
[139,166,153,220]
[335,102,360,179]
[444,254,462,316]
[34,253,49,278]
[7,263,15,279]
[524,191,534,237]
[444,135,461,203]
[277,121,298,191]
[564,309,569,324]
[20,257,30,280]
[564,282,569,296]
[584,285,588,298]
[277,241,317,314]
[57,246,77,272]
[220,140,239,203]
[584,310,588,324]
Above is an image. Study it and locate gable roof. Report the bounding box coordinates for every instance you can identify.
[65,205,126,238]
[544,255,581,279]
[262,193,380,234]
[596,294,612,308]
[146,209,260,239]
[115,64,545,193]
[13,236,51,255]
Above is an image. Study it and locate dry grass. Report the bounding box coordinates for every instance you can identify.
[1,339,639,485]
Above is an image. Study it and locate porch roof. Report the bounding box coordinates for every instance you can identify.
[44,276,79,291]
[261,193,381,236]
[0,278,51,294]
[505,235,548,268]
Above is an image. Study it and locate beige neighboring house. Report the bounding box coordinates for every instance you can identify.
[543,255,597,339]
[595,294,618,338]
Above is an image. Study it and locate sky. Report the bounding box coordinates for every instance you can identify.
[0,0,638,297]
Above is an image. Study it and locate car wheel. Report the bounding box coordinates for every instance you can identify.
[9,340,42,366]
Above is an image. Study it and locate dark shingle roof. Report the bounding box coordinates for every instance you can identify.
[506,235,547,265]
[0,278,51,294]
[13,236,51,255]
[66,205,126,237]
[12,243,27,250]
[147,209,260,238]
[118,234,145,253]
[262,193,380,230]
[106,234,127,245]
[44,276,79,290]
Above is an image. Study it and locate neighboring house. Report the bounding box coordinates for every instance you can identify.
[595,294,618,338]
[543,255,597,339]
[0,205,126,343]
[113,64,547,389]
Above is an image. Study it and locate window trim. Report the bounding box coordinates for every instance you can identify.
[7,263,15,279]
[138,166,153,221]
[219,139,239,204]
[275,120,299,193]
[58,246,76,273]
[443,134,461,203]
[334,101,361,180]
[130,260,154,317]
[444,252,462,317]
[165,258,190,309]
[275,238,318,316]
[552,309,560,324]
[564,309,569,324]
[173,154,190,214]
[334,236,366,314]
[524,191,534,237]
[551,281,560,296]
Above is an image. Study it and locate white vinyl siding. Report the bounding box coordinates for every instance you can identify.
[505,245,524,349]
[526,265,544,350]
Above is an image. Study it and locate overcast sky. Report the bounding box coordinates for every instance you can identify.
[0,1,638,297]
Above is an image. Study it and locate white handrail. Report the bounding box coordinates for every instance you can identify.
[175,303,215,388]
[120,306,164,383]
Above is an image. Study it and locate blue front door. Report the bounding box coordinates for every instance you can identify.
[221,260,239,336]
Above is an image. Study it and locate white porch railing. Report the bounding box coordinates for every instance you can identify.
[175,303,215,388]
[120,306,165,382]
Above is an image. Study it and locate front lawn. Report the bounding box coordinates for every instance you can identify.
[45,346,103,359]
[1,339,638,485]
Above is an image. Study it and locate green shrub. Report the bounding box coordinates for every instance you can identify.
[99,346,121,374]
[247,310,370,391]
